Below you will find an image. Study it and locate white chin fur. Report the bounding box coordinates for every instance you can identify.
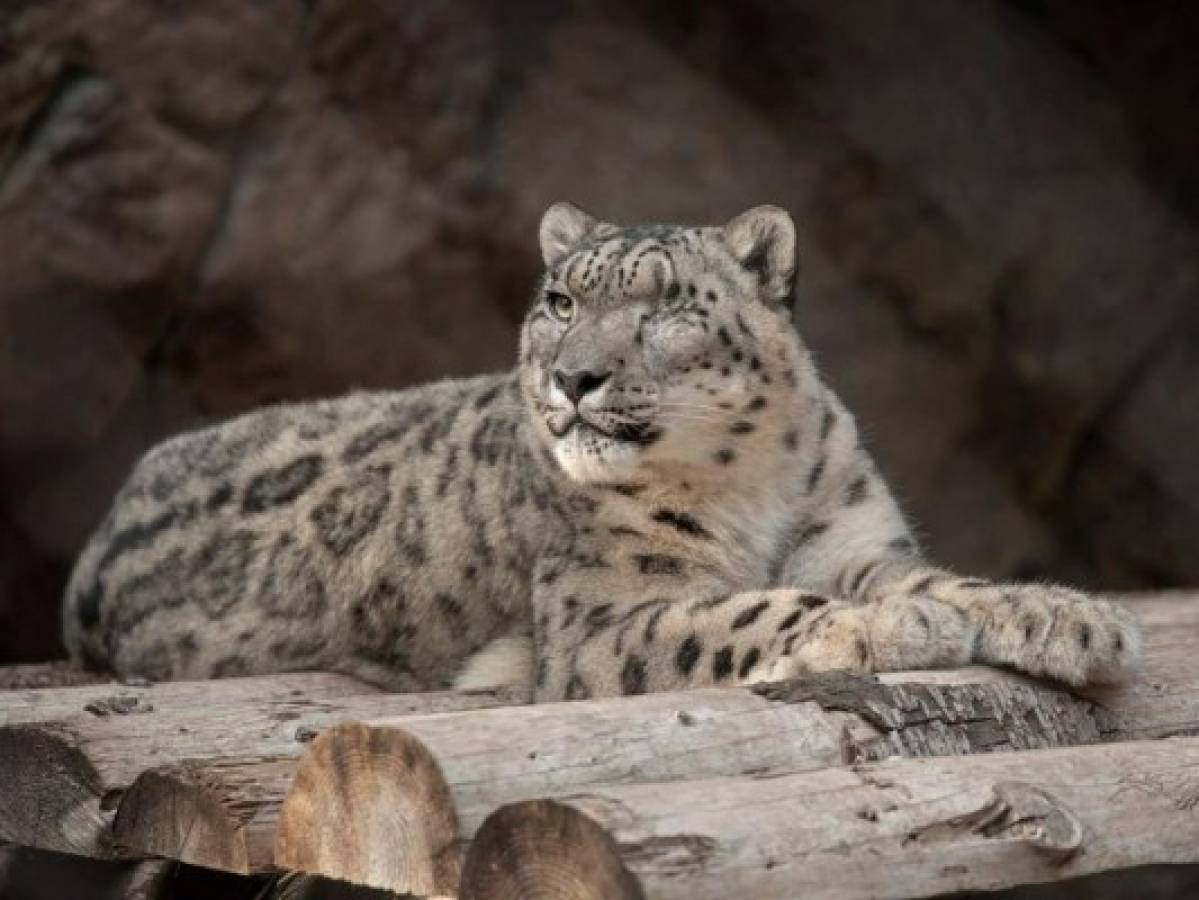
[552,427,641,484]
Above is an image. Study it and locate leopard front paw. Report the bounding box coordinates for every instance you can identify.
[867,596,975,671]
[767,606,875,680]
[975,585,1142,686]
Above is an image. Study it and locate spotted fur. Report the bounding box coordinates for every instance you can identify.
[63,203,1142,695]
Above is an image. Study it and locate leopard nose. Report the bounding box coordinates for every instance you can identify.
[553,368,611,405]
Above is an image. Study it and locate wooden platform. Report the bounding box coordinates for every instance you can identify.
[1,592,1197,898]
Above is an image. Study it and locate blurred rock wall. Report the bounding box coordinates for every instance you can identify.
[1,0,1197,662]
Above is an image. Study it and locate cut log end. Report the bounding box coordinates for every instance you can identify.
[112,764,251,873]
[460,800,645,900]
[0,723,108,856]
[274,721,461,897]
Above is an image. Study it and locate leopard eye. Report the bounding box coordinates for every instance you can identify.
[547,291,575,323]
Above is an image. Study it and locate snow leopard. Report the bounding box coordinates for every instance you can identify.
[63,202,1142,698]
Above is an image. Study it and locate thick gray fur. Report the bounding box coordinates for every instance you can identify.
[63,203,1141,698]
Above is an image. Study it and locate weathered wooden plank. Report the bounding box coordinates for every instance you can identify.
[9,592,1198,872]
[109,672,1113,875]
[108,592,1199,875]
[0,662,111,691]
[1084,592,1199,742]
[0,670,382,726]
[108,686,859,872]
[874,591,1199,744]
[0,685,529,857]
[553,736,1199,899]
[123,732,1199,898]
[756,672,1101,762]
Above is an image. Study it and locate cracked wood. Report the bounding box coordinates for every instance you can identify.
[555,736,1199,898]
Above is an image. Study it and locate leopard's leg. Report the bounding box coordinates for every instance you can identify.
[855,565,1142,686]
[773,417,1142,687]
[781,497,1142,686]
[532,546,974,700]
[765,588,976,679]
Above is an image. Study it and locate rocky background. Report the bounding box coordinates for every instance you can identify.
[1,0,1197,666]
[1,4,1198,897]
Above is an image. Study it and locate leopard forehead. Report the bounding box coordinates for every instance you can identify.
[519,216,801,376]
[543,224,745,307]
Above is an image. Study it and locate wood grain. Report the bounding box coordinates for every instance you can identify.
[104,594,1199,874]
[0,684,527,856]
[558,735,1199,898]
[460,800,644,900]
[276,723,461,896]
[0,670,382,726]
[2,591,1195,897]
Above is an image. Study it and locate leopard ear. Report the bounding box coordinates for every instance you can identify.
[723,205,797,303]
[539,201,600,267]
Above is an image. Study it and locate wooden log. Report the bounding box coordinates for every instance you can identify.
[551,736,1199,899]
[18,593,1199,867]
[106,757,286,873]
[870,590,1199,744]
[275,723,461,897]
[0,670,382,726]
[110,673,1101,874]
[460,800,645,900]
[125,734,1199,898]
[0,662,111,691]
[1083,591,1199,742]
[110,685,860,872]
[107,590,1199,874]
[0,684,528,857]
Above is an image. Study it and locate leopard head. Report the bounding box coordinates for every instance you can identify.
[520,202,809,486]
